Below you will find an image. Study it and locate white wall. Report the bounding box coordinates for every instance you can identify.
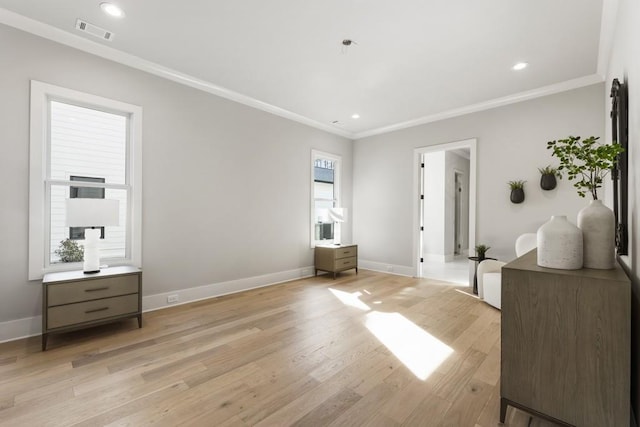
[0,24,352,334]
[353,84,604,271]
[605,0,640,417]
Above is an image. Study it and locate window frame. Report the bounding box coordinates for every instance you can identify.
[310,149,341,248]
[29,81,142,280]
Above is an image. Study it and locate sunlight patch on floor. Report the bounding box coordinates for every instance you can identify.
[328,288,371,311]
[328,288,454,380]
[364,311,453,380]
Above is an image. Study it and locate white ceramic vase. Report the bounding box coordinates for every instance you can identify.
[577,199,615,269]
[537,215,583,270]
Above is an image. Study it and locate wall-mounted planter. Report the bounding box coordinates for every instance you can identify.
[540,173,557,190]
[538,166,559,191]
[510,188,525,204]
[508,180,526,204]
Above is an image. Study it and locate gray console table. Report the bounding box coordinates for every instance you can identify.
[42,266,142,350]
[501,250,630,426]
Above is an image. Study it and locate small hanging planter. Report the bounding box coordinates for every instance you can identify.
[508,180,526,204]
[538,165,560,191]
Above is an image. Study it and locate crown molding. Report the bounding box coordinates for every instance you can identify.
[0,8,354,139]
[354,74,605,139]
[1,7,605,142]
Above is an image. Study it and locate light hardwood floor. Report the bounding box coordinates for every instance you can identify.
[0,270,557,426]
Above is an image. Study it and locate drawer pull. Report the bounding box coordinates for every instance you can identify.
[343,260,351,264]
[85,307,109,314]
[85,287,110,292]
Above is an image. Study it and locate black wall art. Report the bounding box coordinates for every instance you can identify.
[610,78,629,256]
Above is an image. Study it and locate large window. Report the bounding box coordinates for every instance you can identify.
[29,81,142,280]
[311,150,341,246]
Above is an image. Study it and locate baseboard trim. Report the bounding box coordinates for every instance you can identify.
[0,266,315,344]
[0,316,43,344]
[359,259,414,277]
[142,266,314,312]
[422,253,455,263]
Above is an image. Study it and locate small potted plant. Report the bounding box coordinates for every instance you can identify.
[475,244,491,261]
[54,239,84,263]
[508,180,526,204]
[538,165,560,190]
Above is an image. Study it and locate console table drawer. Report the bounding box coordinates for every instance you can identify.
[48,275,139,306]
[47,294,139,329]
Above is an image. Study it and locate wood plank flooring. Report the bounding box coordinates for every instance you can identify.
[0,270,558,426]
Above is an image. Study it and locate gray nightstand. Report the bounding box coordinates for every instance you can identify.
[314,244,358,279]
[42,266,142,350]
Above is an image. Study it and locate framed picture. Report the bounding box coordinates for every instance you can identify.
[610,78,629,256]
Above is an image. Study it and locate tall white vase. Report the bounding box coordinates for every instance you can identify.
[577,199,615,269]
[537,216,583,270]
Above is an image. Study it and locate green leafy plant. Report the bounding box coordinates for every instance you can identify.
[547,136,624,199]
[54,239,84,263]
[537,165,560,177]
[475,244,490,259]
[507,180,526,190]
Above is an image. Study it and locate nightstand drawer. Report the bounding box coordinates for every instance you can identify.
[335,246,357,259]
[335,256,357,270]
[47,294,139,329]
[48,275,139,306]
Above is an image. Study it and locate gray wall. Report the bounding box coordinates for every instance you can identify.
[606,0,640,417]
[0,24,352,323]
[353,84,605,269]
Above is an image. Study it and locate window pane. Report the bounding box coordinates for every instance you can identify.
[314,182,334,201]
[50,101,127,184]
[313,155,338,242]
[49,185,127,264]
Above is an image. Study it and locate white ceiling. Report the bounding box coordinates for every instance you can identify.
[0,0,606,138]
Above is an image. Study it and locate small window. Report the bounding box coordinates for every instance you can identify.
[311,150,341,246]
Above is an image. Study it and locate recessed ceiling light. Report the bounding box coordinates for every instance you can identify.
[100,2,125,18]
[512,62,528,71]
[351,114,360,119]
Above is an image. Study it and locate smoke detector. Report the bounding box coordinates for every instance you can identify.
[75,19,114,41]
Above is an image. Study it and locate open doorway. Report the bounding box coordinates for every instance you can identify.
[413,139,476,286]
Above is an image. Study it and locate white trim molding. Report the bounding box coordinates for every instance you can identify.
[0,8,353,140]
[0,266,315,344]
[355,75,605,139]
[28,80,142,280]
[358,260,415,277]
[1,7,605,141]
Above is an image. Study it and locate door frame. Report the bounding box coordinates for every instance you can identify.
[453,168,465,255]
[412,138,477,280]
